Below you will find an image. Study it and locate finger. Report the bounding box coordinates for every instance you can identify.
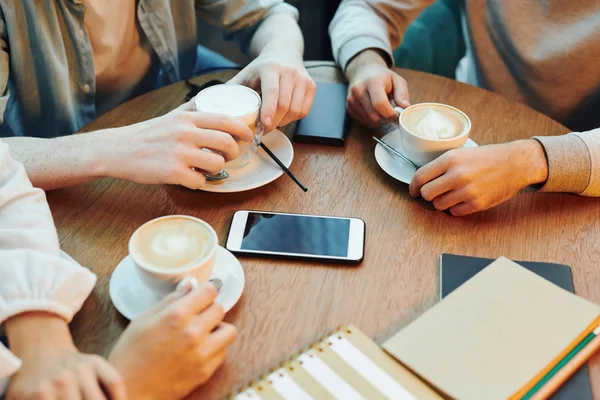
[183,112,253,143]
[197,349,227,382]
[431,190,465,211]
[172,167,207,190]
[187,129,238,161]
[259,69,280,131]
[300,79,317,117]
[227,71,246,86]
[409,159,449,198]
[187,150,226,175]
[366,81,397,120]
[94,358,126,400]
[192,303,226,335]
[164,282,218,318]
[347,97,378,129]
[272,71,295,128]
[55,376,82,400]
[392,74,410,108]
[352,86,382,125]
[449,202,477,217]
[201,323,238,358]
[175,98,195,112]
[80,375,108,400]
[279,80,306,127]
[419,174,455,202]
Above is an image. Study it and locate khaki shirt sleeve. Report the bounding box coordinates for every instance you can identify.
[329,0,435,71]
[533,127,600,196]
[0,15,10,126]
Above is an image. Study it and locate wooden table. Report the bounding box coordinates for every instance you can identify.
[47,63,600,399]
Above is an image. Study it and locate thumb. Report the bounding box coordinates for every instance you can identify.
[143,277,198,315]
[228,70,247,85]
[392,74,410,109]
[174,98,196,112]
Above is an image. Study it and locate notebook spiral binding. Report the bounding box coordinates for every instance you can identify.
[227,325,352,399]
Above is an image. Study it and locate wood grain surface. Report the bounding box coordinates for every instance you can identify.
[46,62,600,399]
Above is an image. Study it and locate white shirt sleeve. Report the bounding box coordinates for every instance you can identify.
[0,142,96,392]
[329,0,435,71]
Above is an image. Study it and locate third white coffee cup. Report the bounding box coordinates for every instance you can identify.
[129,215,218,296]
[393,102,471,167]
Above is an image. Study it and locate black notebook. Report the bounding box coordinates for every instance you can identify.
[294,82,349,146]
[439,254,592,400]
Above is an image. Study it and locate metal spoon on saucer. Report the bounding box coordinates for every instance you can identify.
[204,170,229,182]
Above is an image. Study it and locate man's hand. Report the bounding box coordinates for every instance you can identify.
[108,283,237,400]
[229,50,316,133]
[103,99,253,189]
[345,49,410,128]
[5,312,125,400]
[409,140,549,216]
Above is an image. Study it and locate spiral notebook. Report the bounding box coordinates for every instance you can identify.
[231,258,600,400]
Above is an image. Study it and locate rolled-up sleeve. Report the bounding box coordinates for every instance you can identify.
[196,0,299,55]
[0,142,96,390]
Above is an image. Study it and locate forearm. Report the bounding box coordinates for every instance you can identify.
[249,13,304,60]
[1,131,112,191]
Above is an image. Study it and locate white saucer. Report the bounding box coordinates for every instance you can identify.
[199,129,294,193]
[109,246,245,320]
[374,131,478,184]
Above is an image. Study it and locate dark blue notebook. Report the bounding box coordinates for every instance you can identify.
[440,253,592,400]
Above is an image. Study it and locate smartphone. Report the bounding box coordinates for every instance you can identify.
[226,210,365,264]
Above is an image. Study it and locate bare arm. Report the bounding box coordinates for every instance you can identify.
[1,133,111,191]
[1,100,254,191]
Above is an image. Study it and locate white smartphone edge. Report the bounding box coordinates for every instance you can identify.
[226,210,365,262]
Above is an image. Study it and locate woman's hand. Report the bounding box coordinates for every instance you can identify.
[5,312,125,400]
[108,283,237,400]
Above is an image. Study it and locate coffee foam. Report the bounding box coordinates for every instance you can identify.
[131,217,214,270]
[402,106,465,139]
[195,84,260,124]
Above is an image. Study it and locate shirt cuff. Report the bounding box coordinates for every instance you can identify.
[0,250,97,325]
[532,134,591,194]
[337,36,394,73]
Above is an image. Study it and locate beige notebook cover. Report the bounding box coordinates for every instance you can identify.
[383,257,600,400]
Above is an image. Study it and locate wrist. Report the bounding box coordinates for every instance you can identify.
[259,44,303,64]
[5,312,75,358]
[346,49,389,79]
[86,127,125,180]
[515,139,549,186]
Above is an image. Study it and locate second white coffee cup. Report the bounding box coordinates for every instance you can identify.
[393,103,471,167]
[129,215,218,296]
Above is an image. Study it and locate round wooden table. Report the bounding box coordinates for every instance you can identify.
[47,63,600,399]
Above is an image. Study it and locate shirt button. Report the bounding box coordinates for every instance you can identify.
[78,29,85,38]
[82,84,91,94]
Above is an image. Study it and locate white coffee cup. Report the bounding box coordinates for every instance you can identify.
[129,215,218,296]
[194,84,263,170]
[393,103,471,167]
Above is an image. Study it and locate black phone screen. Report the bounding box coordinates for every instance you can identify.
[240,213,350,257]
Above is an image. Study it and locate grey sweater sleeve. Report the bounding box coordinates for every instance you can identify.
[533,128,600,196]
